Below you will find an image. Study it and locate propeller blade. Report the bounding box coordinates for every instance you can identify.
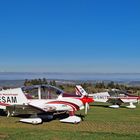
[87,103,90,110]
[85,102,88,115]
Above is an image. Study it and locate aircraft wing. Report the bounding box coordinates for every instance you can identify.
[6,105,43,115]
[107,97,123,105]
[6,103,57,116]
[6,100,75,116]
[29,104,56,112]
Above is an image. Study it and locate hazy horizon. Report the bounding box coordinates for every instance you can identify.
[0,72,140,81]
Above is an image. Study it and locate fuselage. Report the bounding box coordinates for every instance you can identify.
[89,92,139,103]
[0,87,86,113]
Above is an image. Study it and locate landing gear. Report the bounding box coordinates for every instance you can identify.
[126,102,136,109]
[59,111,81,124]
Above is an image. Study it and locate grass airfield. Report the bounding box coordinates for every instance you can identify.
[0,103,139,140]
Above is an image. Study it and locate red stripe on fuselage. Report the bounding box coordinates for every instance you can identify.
[120,97,139,99]
[108,97,139,100]
[0,102,10,106]
[47,101,79,111]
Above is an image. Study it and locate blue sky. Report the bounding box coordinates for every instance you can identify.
[0,0,140,73]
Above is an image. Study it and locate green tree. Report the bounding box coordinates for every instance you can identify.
[107,81,115,89]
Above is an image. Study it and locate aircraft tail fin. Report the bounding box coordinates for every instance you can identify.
[75,85,88,97]
[0,88,28,106]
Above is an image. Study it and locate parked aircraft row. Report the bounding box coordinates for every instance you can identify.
[0,85,139,124]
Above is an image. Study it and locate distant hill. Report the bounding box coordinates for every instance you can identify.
[0,80,24,87]
[0,79,140,88]
[127,81,140,86]
[0,72,140,81]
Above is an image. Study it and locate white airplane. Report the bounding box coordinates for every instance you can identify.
[75,85,140,109]
[0,85,93,124]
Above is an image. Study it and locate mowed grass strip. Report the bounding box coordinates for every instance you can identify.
[0,103,139,140]
[0,129,140,140]
[0,133,9,140]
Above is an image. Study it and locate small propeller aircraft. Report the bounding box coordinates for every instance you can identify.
[0,85,93,124]
[75,86,140,109]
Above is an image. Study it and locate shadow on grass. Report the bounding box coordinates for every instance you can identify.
[90,104,109,108]
[0,111,86,123]
[13,112,70,123]
[0,110,7,116]
[76,114,85,121]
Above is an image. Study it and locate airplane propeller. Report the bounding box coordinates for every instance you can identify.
[85,102,88,115]
[84,96,91,115]
[75,85,93,115]
[81,93,92,115]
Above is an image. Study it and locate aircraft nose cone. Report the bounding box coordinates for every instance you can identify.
[87,97,94,103]
[80,97,94,104]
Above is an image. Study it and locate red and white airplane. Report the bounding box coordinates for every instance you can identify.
[0,85,93,124]
[75,85,140,109]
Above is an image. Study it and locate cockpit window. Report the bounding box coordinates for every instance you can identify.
[22,85,64,99]
[108,89,126,97]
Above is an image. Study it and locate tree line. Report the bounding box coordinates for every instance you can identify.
[23,78,140,95]
[24,78,56,86]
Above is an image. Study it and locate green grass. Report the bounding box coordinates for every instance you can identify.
[0,103,140,140]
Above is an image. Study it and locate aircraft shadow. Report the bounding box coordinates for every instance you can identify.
[0,112,84,123]
[0,109,7,116]
[14,112,70,122]
[90,104,109,108]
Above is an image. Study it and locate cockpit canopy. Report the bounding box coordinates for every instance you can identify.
[108,89,128,97]
[22,85,64,99]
